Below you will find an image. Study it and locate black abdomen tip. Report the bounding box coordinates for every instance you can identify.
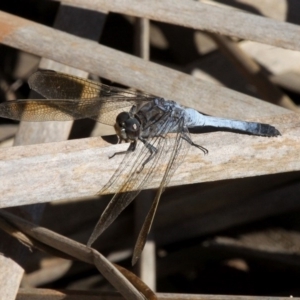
[259,124,281,137]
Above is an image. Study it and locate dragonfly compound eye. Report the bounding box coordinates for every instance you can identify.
[116,112,130,127]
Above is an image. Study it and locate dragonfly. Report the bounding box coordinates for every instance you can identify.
[0,70,281,264]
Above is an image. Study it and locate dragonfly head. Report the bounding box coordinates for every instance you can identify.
[115,112,141,142]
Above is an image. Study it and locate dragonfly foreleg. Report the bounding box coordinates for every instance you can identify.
[181,133,208,155]
[109,140,137,159]
[137,138,158,173]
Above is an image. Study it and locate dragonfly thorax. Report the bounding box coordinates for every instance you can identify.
[114,111,141,142]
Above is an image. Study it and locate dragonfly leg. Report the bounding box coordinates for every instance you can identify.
[109,140,137,159]
[137,138,158,173]
[181,133,208,155]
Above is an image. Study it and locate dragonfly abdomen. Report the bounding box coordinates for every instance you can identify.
[184,109,281,137]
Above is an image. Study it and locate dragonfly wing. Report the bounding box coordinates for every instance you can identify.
[29,70,155,100]
[0,70,156,124]
[87,110,180,247]
[132,118,191,265]
[0,97,151,125]
[0,99,86,121]
[87,137,163,246]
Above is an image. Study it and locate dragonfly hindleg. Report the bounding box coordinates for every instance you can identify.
[181,133,208,155]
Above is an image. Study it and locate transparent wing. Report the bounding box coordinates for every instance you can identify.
[87,114,191,260]
[132,119,191,265]
[87,110,174,246]
[0,97,150,126]
[0,70,155,125]
[29,70,154,100]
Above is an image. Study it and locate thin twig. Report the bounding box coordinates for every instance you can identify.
[0,210,155,300]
